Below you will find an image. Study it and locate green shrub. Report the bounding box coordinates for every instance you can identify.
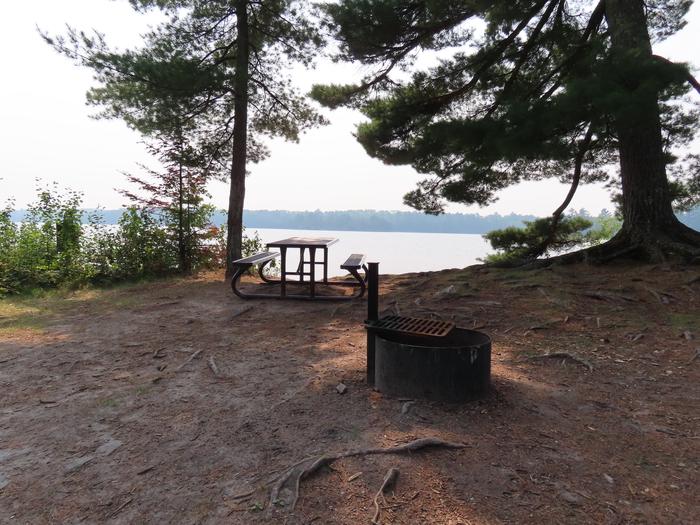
[208,222,269,273]
[0,184,85,292]
[111,207,176,279]
[483,214,622,263]
[0,184,266,295]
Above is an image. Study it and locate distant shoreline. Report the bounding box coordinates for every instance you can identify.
[10,207,700,234]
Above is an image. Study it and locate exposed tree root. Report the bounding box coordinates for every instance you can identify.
[528,351,593,371]
[581,290,637,302]
[207,356,220,377]
[268,437,466,511]
[175,349,203,371]
[512,225,700,269]
[372,468,400,525]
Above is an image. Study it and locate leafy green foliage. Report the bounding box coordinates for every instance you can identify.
[121,131,218,274]
[668,154,700,212]
[484,216,593,262]
[42,1,328,167]
[0,184,85,292]
[210,223,269,275]
[42,1,328,265]
[483,213,622,263]
[111,207,176,279]
[0,184,262,295]
[314,0,699,218]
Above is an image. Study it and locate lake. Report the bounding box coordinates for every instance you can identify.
[250,228,492,276]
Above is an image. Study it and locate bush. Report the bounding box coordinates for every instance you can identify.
[207,222,269,272]
[483,214,622,263]
[0,184,264,295]
[111,207,176,279]
[0,185,85,293]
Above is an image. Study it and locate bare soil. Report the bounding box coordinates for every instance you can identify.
[1,263,698,524]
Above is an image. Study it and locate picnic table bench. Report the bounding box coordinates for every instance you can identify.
[231,236,367,300]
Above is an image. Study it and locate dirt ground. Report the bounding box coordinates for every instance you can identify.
[1,263,699,524]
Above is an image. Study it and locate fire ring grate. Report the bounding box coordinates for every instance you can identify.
[365,315,455,337]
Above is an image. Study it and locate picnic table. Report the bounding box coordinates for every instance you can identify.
[231,235,367,300]
[268,236,337,297]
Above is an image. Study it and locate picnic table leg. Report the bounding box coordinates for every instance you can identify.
[280,246,287,298]
[230,265,249,299]
[323,247,328,283]
[298,247,305,282]
[258,259,277,284]
[309,247,316,298]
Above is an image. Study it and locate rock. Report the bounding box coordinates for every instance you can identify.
[96,437,122,456]
[467,300,503,307]
[436,284,458,297]
[336,383,347,395]
[559,490,583,505]
[347,472,363,482]
[401,400,416,415]
[64,455,94,474]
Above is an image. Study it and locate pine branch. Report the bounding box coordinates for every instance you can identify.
[417,0,551,111]
[536,0,606,101]
[486,0,562,116]
[527,122,595,259]
[652,54,700,96]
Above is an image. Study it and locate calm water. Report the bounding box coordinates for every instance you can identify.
[250,228,492,276]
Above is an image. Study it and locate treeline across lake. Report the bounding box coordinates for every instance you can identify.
[13,209,700,234]
[1,188,264,296]
[11,207,700,234]
[11,208,537,232]
[239,210,539,233]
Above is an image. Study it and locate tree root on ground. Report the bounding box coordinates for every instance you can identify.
[268,437,466,511]
[507,226,700,269]
[372,468,399,525]
[528,352,593,371]
[175,349,203,371]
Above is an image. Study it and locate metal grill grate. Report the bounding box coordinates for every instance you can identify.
[366,315,455,337]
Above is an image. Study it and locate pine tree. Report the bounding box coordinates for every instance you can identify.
[43,0,326,275]
[313,0,700,262]
[120,129,213,274]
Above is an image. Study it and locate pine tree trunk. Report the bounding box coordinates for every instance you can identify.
[178,161,187,273]
[603,0,699,257]
[226,0,249,278]
[530,0,700,267]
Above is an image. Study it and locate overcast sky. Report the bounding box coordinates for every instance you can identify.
[1,1,698,215]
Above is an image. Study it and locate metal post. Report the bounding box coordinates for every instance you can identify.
[367,262,379,321]
[366,262,379,386]
[280,247,287,298]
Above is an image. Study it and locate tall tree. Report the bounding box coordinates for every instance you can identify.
[44,0,326,275]
[313,0,700,262]
[120,128,213,274]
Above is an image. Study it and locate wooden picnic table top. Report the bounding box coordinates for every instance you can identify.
[267,236,339,249]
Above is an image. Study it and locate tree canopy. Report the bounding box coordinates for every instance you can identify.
[313,0,700,262]
[44,0,326,271]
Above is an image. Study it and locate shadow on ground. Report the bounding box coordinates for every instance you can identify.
[0,266,698,524]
